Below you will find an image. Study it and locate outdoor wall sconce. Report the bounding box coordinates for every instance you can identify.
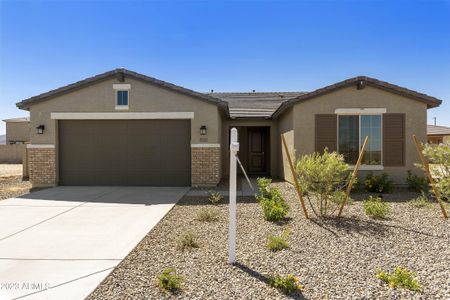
[200,125,207,135]
[36,125,45,134]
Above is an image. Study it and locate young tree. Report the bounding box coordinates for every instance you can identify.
[295,150,350,217]
[421,142,450,201]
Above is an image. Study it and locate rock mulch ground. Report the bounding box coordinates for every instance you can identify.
[0,176,31,200]
[88,182,450,299]
[0,164,31,200]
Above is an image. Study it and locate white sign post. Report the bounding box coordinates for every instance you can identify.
[228,128,239,264]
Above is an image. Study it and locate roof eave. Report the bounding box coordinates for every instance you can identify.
[271,76,443,119]
[16,69,230,115]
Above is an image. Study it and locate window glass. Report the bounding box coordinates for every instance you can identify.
[117,90,128,106]
[338,115,359,164]
[361,115,382,165]
[338,114,382,166]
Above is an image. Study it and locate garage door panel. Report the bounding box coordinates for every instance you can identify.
[59,120,190,186]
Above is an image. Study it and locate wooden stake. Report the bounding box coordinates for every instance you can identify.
[338,136,369,217]
[281,135,309,219]
[412,134,448,219]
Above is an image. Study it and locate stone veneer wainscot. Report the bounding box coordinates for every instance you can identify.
[27,145,57,187]
[191,144,221,186]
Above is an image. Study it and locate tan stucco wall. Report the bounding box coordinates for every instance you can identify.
[28,77,222,146]
[221,119,278,177]
[277,107,294,183]
[6,122,30,143]
[290,85,428,184]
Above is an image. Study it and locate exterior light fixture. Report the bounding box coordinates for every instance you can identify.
[36,125,45,134]
[200,125,207,135]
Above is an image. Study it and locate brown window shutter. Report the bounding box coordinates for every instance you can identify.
[315,114,337,153]
[383,113,405,166]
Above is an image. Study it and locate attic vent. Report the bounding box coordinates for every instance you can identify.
[116,72,125,82]
[357,79,366,90]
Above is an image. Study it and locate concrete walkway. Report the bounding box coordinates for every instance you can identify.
[186,177,258,197]
[0,186,189,300]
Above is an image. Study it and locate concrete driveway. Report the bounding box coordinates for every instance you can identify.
[0,186,189,300]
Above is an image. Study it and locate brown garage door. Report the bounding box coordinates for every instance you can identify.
[59,120,191,186]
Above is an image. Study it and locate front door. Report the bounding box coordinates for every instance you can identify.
[248,127,268,174]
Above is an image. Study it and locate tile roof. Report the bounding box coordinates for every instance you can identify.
[16,69,229,116]
[272,76,442,118]
[210,92,306,118]
[15,69,442,120]
[427,124,450,136]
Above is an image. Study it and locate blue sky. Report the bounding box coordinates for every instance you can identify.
[1,0,449,135]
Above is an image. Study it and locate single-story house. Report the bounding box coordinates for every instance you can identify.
[427,124,450,144]
[16,69,442,188]
[3,117,30,144]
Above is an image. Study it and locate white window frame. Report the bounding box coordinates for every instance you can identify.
[335,108,385,171]
[113,84,131,110]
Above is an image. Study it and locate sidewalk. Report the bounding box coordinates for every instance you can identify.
[187,177,258,197]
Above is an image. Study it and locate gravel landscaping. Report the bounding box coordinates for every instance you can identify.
[89,182,450,299]
[0,164,23,177]
[0,164,30,200]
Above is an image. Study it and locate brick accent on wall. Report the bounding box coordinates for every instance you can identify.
[191,146,221,186]
[28,148,56,187]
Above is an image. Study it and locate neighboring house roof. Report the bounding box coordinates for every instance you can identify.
[211,92,305,118]
[272,76,442,118]
[16,69,229,115]
[2,117,30,123]
[427,124,450,136]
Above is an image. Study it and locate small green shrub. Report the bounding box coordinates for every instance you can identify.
[208,191,223,205]
[363,196,390,219]
[256,178,289,222]
[268,274,303,294]
[176,231,199,251]
[195,208,219,222]
[156,268,183,293]
[406,170,428,193]
[257,177,272,198]
[267,229,290,251]
[364,172,394,193]
[409,192,432,209]
[376,267,420,291]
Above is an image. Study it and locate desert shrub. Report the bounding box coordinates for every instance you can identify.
[421,143,450,201]
[176,231,199,251]
[267,229,290,251]
[409,192,432,209]
[376,267,420,291]
[156,268,183,293]
[295,150,350,217]
[256,178,289,222]
[406,170,428,193]
[364,172,394,193]
[363,196,390,219]
[208,191,223,205]
[268,274,303,294]
[195,208,219,222]
[256,177,272,198]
